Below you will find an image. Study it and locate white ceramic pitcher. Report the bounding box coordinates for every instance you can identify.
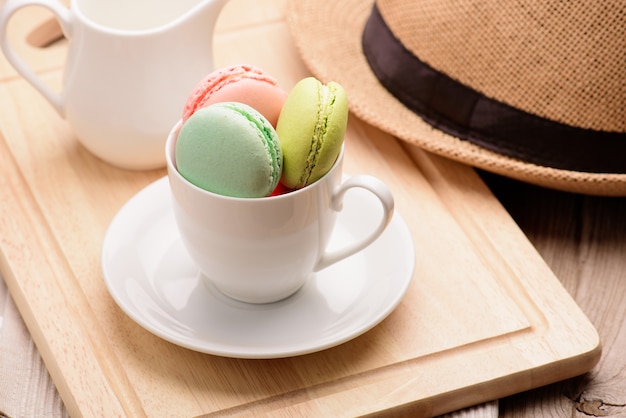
[0,0,230,169]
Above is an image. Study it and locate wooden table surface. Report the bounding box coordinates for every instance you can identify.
[482,173,626,417]
[1,0,624,417]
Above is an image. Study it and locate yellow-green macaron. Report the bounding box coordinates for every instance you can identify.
[276,77,348,189]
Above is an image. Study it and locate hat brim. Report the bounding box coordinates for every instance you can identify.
[287,0,626,196]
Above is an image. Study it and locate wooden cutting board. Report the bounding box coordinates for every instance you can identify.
[0,1,600,416]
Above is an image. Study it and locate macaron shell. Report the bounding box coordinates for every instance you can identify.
[277,77,348,189]
[176,103,282,198]
[198,78,286,127]
[183,65,287,127]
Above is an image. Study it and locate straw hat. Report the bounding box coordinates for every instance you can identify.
[287,0,626,196]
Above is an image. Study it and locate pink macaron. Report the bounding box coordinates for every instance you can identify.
[182,64,287,127]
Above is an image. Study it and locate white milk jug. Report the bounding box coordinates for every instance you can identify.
[0,0,231,169]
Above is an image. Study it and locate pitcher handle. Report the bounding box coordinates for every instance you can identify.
[314,175,395,272]
[0,0,71,116]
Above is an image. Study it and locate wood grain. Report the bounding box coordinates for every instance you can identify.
[0,0,605,416]
[482,172,626,417]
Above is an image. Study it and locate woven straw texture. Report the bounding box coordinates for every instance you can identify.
[378,0,626,131]
[287,0,626,196]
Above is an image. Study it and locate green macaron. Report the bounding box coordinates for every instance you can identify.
[175,102,283,198]
[276,77,348,189]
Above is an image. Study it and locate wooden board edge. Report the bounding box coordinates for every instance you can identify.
[0,131,145,417]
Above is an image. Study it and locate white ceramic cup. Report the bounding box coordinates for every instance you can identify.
[166,121,395,304]
[0,0,229,169]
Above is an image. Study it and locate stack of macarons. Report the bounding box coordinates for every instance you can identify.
[175,64,348,198]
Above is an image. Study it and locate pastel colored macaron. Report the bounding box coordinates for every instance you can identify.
[175,102,283,198]
[182,64,287,127]
[276,77,348,189]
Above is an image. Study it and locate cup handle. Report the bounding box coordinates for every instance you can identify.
[314,175,395,272]
[0,0,71,116]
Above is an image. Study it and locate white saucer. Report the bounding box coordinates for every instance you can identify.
[101,177,415,358]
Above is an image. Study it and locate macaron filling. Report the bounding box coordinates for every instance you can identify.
[222,102,283,189]
[303,84,333,186]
